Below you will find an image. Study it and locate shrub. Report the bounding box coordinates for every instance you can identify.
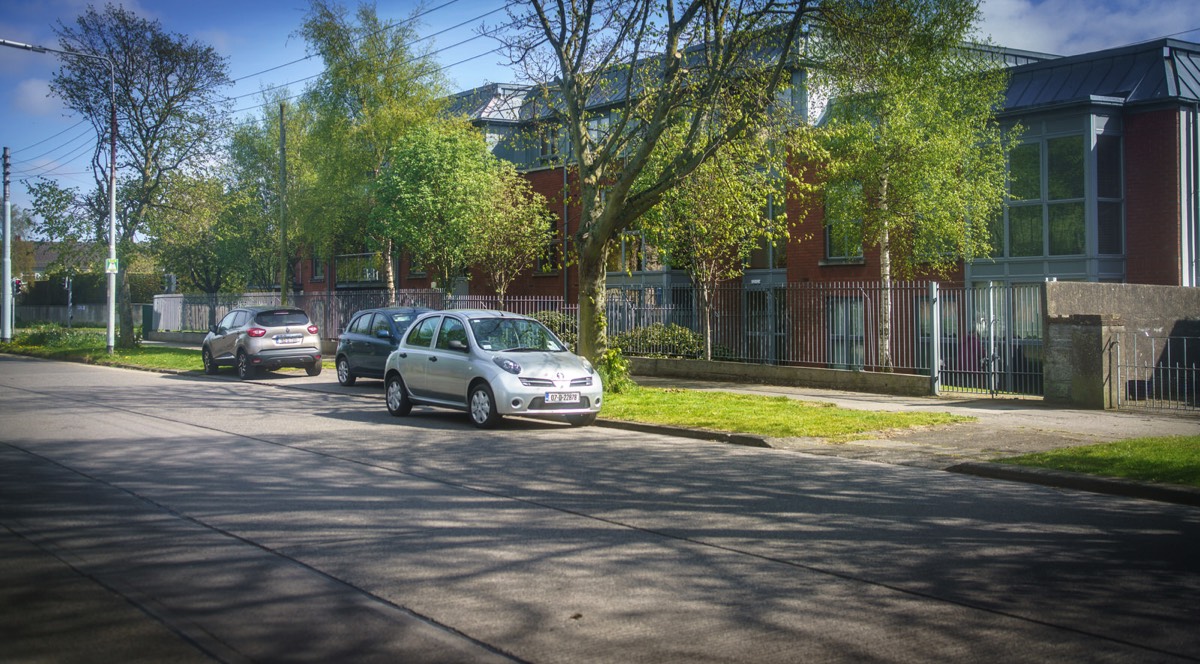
[531,310,578,352]
[596,346,636,394]
[612,323,703,359]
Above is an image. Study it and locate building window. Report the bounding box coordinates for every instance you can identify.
[539,123,560,164]
[311,254,325,281]
[537,217,562,274]
[827,296,865,370]
[606,231,660,273]
[749,194,788,269]
[824,180,864,262]
[1095,134,1124,255]
[1003,133,1093,258]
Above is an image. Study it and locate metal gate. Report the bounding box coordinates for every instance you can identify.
[1113,332,1200,412]
[933,282,1044,397]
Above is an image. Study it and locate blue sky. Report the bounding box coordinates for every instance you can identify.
[1,0,1198,214]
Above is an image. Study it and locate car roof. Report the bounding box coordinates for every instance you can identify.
[242,305,307,314]
[434,309,534,321]
[360,306,433,315]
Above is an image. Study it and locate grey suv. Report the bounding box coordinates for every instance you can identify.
[202,306,323,379]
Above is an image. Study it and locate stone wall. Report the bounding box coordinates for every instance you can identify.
[628,357,931,397]
[1043,283,1200,409]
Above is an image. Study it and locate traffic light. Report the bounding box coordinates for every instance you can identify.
[11,278,21,296]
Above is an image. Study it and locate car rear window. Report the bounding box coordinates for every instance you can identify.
[255,310,310,327]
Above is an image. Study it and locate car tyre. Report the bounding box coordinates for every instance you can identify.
[202,347,219,375]
[566,413,597,427]
[386,374,412,416]
[336,356,356,386]
[469,383,501,429]
[236,350,257,380]
[306,362,323,377]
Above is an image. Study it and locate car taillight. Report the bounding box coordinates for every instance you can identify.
[307,324,319,334]
[247,327,267,337]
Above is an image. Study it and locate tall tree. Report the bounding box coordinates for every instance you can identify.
[146,172,253,328]
[229,93,317,293]
[495,0,812,360]
[371,121,498,300]
[46,4,230,348]
[807,0,1013,370]
[639,123,793,360]
[299,0,447,300]
[469,162,555,309]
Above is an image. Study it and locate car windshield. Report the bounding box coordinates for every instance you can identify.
[470,317,566,352]
[255,310,309,327]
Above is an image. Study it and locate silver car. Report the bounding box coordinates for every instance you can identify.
[202,306,323,380]
[383,309,603,428]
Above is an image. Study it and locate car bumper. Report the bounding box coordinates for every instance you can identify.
[248,347,322,369]
[491,380,603,416]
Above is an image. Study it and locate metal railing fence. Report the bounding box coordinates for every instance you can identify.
[1115,333,1199,412]
[152,280,1045,397]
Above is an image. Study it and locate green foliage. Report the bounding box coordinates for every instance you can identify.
[297,0,447,280]
[17,324,104,348]
[612,323,705,359]
[371,120,499,295]
[595,347,636,394]
[469,162,556,306]
[806,0,1014,279]
[531,310,578,351]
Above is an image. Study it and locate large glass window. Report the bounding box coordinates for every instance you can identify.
[824,180,864,261]
[1000,132,1095,258]
[1096,134,1124,255]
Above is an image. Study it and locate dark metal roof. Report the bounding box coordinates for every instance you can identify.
[1004,38,1200,113]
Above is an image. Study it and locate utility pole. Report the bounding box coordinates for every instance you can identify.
[0,38,118,353]
[3,147,11,342]
[278,101,288,306]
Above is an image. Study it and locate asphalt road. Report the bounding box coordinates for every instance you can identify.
[2,354,1199,663]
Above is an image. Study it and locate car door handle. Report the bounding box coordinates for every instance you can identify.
[428,356,438,362]
[397,352,407,359]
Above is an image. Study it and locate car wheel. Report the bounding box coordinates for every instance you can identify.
[201,347,219,375]
[469,383,501,429]
[236,350,257,380]
[336,356,356,386]
[306,362,323,377]
[566,413,597,427]
[386,374,412,416]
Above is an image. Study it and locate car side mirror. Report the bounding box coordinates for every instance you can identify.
[376,329,392,340]
[448,340,468,352]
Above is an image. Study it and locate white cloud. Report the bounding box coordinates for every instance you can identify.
[14,78,58,116]
[979,0,1200,55]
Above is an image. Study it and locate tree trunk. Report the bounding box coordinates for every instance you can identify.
[575,239,609,361]
[118,269,136,348]
[381,238,397,304]
[877,176,894,372]
[698,281,714,361]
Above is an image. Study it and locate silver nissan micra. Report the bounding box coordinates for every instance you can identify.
[383,309,603,428]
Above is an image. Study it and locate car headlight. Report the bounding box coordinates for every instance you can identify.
[581,357,595,374]
[493,356,522,375]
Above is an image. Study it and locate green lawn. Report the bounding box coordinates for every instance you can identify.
[997,436,1200,489]
[604,386,972,442]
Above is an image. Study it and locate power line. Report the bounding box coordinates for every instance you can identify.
[229,0,468,84]
[12,119,89,153]
[12,124,97,165]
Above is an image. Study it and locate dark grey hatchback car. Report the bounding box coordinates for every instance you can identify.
[335,306,432,386]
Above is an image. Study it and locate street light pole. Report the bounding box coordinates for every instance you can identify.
[1,38,118,353]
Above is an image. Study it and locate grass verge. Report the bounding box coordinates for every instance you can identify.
[604,386,972,442]
[996,436,1200,489]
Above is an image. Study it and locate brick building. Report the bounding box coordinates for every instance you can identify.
[297,38,1200,299]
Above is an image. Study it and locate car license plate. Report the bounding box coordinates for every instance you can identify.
[545,391,580,404]
[275,335,301,345]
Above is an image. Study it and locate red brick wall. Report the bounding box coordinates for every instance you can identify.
[1125,108,1182,285]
